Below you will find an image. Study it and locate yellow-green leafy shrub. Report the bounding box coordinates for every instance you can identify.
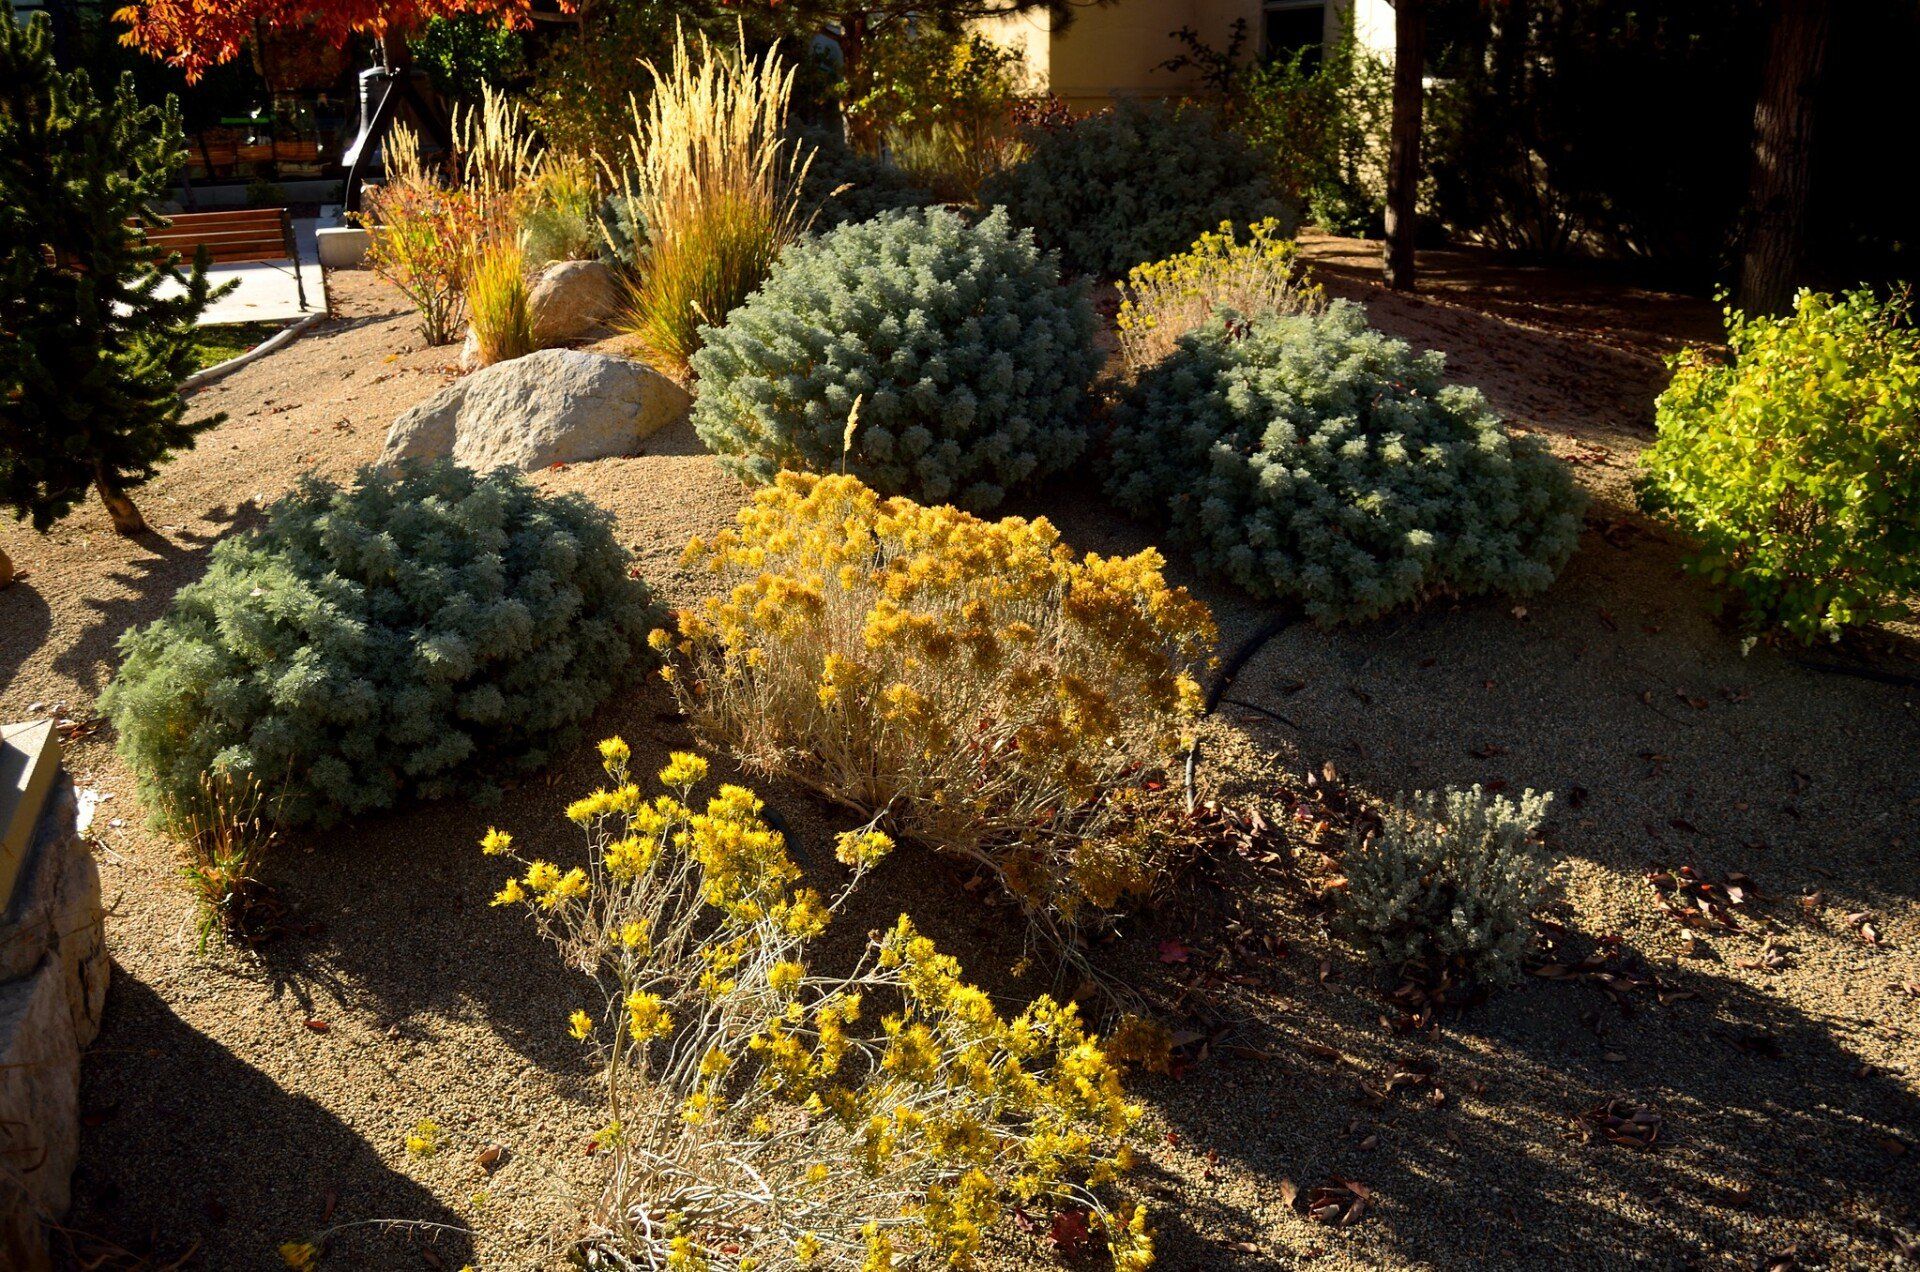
[982,100,1291,279]
[1342,785,1558,984]
[484,745,1154,1270]
[102,463,658,829]
[1638,288,1920,642]
[1114,218,1324,373]
[657,472,1217,927]
[689,207,1100,512]
[1108,303,1586,623]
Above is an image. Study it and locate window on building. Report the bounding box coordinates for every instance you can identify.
[1263,0,1327,67]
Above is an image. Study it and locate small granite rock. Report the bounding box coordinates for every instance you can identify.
[529,258,620,347]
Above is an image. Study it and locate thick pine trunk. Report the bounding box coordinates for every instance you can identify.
[1738,0,1832,315]
[1384,0,1427,290]
[95,463,148,536]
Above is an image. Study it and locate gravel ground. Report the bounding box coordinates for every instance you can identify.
[1,255,1915,1271]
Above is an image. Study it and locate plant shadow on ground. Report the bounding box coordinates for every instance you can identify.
[239,669,1056,1075]
[49,506,264,696]
[1119,906,1920,1269]
[67,974,475,1269]
[0,573,51,691]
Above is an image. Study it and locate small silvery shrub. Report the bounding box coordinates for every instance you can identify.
[982,99,1292,278]
[794,124,934,228]
[690,206,1101,511]
[102,462,659,829]
[1107,302,1587,622]
[593,192,646,270]
[1343,785,1558,983]
[1638,288,1920,642]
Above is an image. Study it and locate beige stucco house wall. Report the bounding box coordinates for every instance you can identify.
[979,0,1396,111]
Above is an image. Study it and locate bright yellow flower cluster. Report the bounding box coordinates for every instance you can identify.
[1115,217,1323,372]
[663,472,1217,925]
[484,740,1153,1270]
[404,1117,439,1159]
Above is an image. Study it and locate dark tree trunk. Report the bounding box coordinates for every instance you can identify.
[95,463,148,536]
[1738,0,1832,315]
[1384,0,1427,290]
[381,28,410,74]
[838,13,872,144]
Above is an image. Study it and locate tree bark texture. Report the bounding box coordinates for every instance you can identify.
[1384,0,1427,290]
[1738,0,1832,315]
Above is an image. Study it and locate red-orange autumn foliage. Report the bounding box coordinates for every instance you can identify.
[115,0,571,81]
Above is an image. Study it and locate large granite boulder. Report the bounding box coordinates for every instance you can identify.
[379,348,690,474]
[0,774,106,1271]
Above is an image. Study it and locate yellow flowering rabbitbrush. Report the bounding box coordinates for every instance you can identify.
[485,741,1153,1269]
[1115,217,1324,373]
[658,472,1218,929]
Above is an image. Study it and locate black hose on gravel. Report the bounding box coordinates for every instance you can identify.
[1185,604,1303,810]
[1203,606,1303,714]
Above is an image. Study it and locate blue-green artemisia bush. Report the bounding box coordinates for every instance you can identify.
[982,99,1292,279]
[103,462,659,828]
[689,205,1100,511]
[1107,303,1586,623]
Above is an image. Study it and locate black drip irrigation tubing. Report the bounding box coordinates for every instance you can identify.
[1185,605,1303,807]
[1204,607,1304,714]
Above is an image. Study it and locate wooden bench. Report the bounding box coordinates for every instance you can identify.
[143,208,311,312]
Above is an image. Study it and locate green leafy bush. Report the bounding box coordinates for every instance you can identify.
[1107,303,1586,622]
[102,463,659,829]
[1639,288,1920,642]
[1342,785,1558,984]
[690,205,1100,510]
[982,99,1291,278]
[1236,36,1390,235]
[410,14,527,102]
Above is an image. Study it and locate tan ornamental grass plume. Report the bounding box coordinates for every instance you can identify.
[613,26,814,376]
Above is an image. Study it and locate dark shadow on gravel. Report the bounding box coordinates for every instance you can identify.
[51,505,263,695]
[69,973,474,1269]
[0,575,51,693]
[240,667,1067,1083]
[1125,928,1920,1270]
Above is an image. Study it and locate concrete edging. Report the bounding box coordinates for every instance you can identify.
[181,308,327,395]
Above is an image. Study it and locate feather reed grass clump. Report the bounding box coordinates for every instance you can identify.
[465,237,534,366]
[483,744,1155,1270]
[613,29,814,376]
[453,85,544,222]
[179,771,279,950]
[361,90,579,360]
